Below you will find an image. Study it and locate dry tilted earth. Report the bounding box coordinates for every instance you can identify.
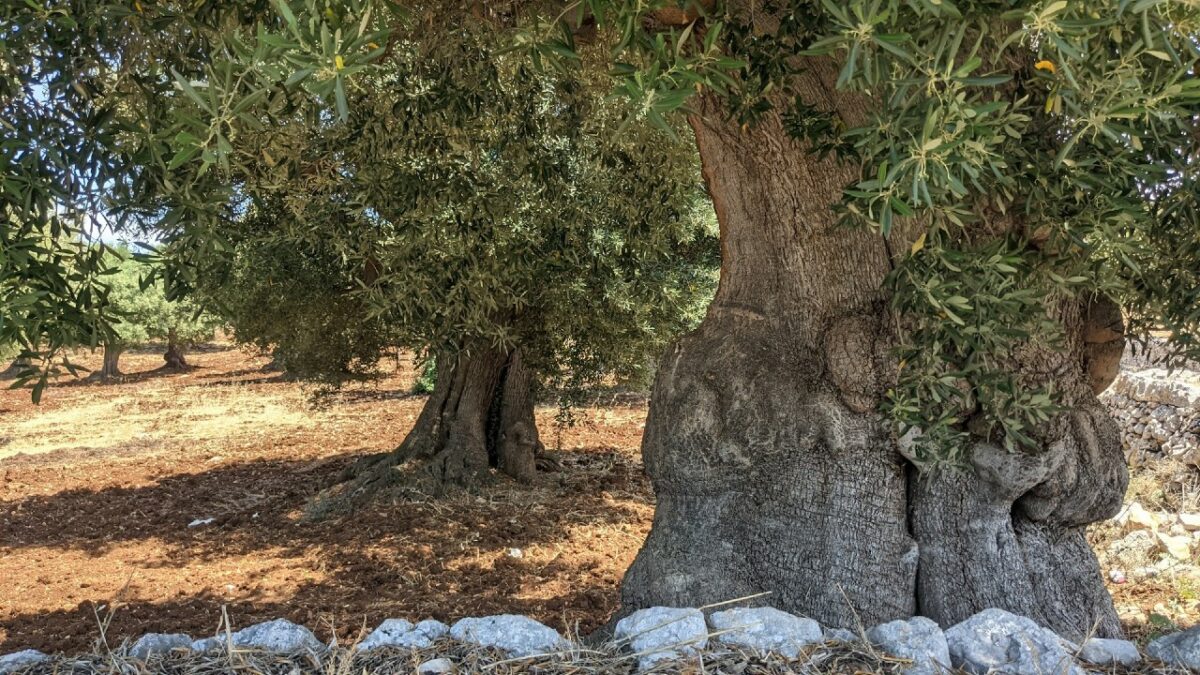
[0,344,1195,654]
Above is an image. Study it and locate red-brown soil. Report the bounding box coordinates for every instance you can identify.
[1,345,1194,653]
[0,345,652,652]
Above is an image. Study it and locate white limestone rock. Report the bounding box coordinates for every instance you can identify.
[232,619,323,653]
[945,609,1083,675]
[129,633,192,660]
[191,618,322,654]
[707,607,821,658]
[867,616,950,675]
[357,618,449,651]
[1147,625,1200,670]
[615,607,708,671]
[449,615,565,657]
[417,657,455,674]
[0,650,48,674]
[1077,637,1141,667]
[358,619,412,651]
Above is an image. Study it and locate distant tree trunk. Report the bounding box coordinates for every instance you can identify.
[163,328,190,370]
[2,355,33,377]
[308,344,542,517]
[619,68,1126,642]
[98,344,123,380]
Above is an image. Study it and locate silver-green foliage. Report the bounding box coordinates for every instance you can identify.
[510,0,1199,462]
[102,248,222,351]
[173,15,718,392]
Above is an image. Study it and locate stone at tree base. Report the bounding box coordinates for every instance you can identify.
[357,619,411,650]
[0,650,48,674]
[231,618,323,652]
[417,657,454,674]
[129,633,192,660]
[189,636,223,653]
[414,619,451,640]
[359,618,449,650]
[707,607,822,658]
[191,619,323,653]
[945,609,1084,675]
[614,607,708,671]
[1077,638,1141,667]
[1117,502,1159,532]
[449,615,565,657]
[1147,625,1200,670]
[866,616,950,675]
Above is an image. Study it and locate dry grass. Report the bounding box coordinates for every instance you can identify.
[6,640,916,675]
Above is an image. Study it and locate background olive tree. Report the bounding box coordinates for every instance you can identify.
[92,248,221,379]
[175,30,719,512]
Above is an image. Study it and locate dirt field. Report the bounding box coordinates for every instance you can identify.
[0,344,1194,654]
[0,345,652,653]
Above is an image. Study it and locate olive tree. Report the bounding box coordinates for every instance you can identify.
[92,249,220,379]
[167,21,718,512]
[533,0,1197,639]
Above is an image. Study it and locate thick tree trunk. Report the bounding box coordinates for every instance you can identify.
[97,344,123,380]
[307,345,542,517]
[163,328,190,370]
[620,71,1126,640]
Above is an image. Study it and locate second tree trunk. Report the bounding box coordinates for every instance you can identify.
[308,345,542,517]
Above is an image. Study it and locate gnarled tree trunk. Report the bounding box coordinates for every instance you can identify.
[308,345,543,517]
[163,328,190,370]
[620,74,1127,641]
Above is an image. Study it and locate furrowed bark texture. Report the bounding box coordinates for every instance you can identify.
[307,345,541,517]
[620,68,1127,640]
[911,299,1128,636]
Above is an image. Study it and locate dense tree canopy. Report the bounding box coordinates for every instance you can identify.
[187,33,717,396]
[5,0,1196,453]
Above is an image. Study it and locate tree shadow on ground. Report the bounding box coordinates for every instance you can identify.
[0,447,653,653]
[2,364,209,389]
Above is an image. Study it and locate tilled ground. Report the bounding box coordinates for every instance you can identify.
[0,346,652,653]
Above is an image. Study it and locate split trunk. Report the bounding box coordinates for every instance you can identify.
[620,75,1127,641]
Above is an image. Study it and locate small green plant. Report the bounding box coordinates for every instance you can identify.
[412,359,437,395]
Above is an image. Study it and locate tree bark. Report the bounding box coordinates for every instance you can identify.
[163,328,190,370]
[97,344,123,380]
[620,68,1126,640]
[307,344,543,517]
[489,348,541,483]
